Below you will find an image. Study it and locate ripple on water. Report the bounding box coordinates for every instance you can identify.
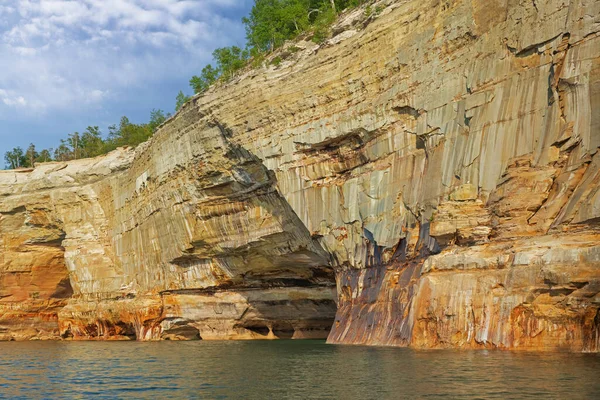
[0,341,598,399]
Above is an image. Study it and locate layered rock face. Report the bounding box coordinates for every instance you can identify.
[1,0,599,350]
[0,187,72,340]
[0,134,336,340]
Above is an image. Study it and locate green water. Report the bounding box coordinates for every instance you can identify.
[0,340,598,399]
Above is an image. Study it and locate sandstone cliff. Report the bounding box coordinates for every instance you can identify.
[1,0,599,350]
[0,137,336,340]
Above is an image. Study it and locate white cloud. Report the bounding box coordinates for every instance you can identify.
[0,0,250,117]
[0,88,27,107]
[3,96,27,106]
[11,45,36,55]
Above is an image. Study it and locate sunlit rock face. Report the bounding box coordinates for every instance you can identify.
[1,0,599,350]
[0,133,336,341]
[0,196,72,340]
[183,0,597,351]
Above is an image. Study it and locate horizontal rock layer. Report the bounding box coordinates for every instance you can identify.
[0,129,337,340]
[1,0,599,350]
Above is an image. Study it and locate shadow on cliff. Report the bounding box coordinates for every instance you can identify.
[150,120,339,341]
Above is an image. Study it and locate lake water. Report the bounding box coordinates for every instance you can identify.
[0,340,598,399]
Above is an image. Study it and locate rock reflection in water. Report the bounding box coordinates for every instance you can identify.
[0,341,599,399]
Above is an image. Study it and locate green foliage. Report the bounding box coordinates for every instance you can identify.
[188,47,249,94]
[242,0,368,49]
[66,132,82,159]
[4,147,26,169]
[80,126,104,158]
[190,64,219,94]
[213,46,249,80]
[102,109,168,153]
[175,91,191,111]
[311,6,336,43]
[271,56,283,66]
[148,109,169,132]
[25,143,38,167]
[53,141,72,162]
[105,116,152,150]
[185,0,372,95]
[243,0,282,53]
[243,0,312,52]
[4,0,376,170]
[4,108,170,169]
[37,149,52,163]
[189,76,204,94]
[247,46,266,68]
[53,130,97,161]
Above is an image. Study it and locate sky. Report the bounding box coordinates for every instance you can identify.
[0,0,253,161]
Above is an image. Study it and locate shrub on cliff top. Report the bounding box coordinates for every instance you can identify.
[4,147,26,169]
[186,0,372,95]
[3,109,170,169]
[2,0,375,169]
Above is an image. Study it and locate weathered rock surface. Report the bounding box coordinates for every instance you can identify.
[1,0,599,350]
[0,136,336,341]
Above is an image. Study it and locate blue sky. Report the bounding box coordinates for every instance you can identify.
[0,0,253,162]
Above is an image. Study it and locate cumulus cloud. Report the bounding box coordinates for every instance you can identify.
[0,0,252,117]
[0,88,27,107]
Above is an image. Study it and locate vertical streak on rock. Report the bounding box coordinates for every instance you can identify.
[0,0,599,349]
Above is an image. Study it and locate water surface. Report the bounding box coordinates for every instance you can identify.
[0,341,598,399]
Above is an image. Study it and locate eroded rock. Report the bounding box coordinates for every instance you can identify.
[0,0,598,350]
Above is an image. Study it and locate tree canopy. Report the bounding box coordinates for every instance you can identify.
[4,147,26,169]
[4,0,370,169]
[3,109,170,169]
[187,0,368,94]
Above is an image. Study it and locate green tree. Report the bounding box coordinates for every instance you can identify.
[149,109,169,131]
[190,0,367,94]
[37,149,53,163]
[4,147,26,169]
[311,5,336,43]
[175,91,191,111]
[282,0,312,33]
[212,46,249,80]
[243,0,311,52]
[67,132,82,160]
[105,116,153,150]
[190,64,220,94]
[241,0,366,51]
[80,126,104,158]
[25,143,38,168]
[54,141,72,161]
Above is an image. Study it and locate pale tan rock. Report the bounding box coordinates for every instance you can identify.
[0,0,598,350]
[449,184,478,201]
